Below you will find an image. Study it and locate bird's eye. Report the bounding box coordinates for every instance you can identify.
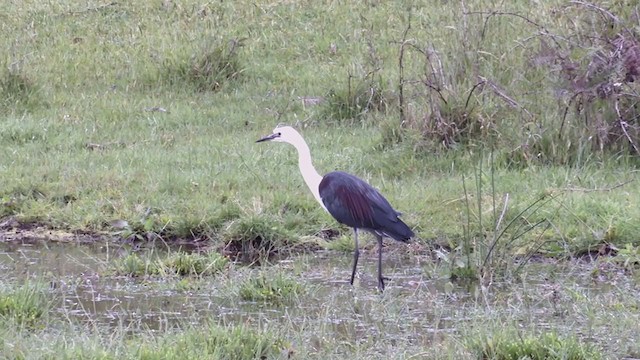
[277,132,281,136]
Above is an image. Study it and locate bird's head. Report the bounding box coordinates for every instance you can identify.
[256,125,302,145]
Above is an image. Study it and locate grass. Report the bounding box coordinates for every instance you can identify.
[322,234,357,253]
[238,270,305,304]
[135,322,285,360]
[0,283,51,326]
[221,213,297,261]
[467,330,601,360]
[149,38,245,93]
[113,250,228,277]
[0,60,40,111]
[447,150,558,281]
[0,0,638,258]
[2,320,285,360]
[1,0,640,358]
[1,249,639,359]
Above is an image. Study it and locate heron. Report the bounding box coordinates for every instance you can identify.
[257,126,414,292]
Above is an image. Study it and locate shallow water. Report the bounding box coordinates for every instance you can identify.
[1,238,639,356]
[0,240,463,330]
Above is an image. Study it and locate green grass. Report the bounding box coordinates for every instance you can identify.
[467,330,601,360]
[1,320,285,360]
[0,0,638,259]
[1,251,639,359]
[0,60,41,111]
[0,282,51,326]
[238,271,305,304]
[148,38,245,93]
[113,251,228,277]
[136,323,285,360]
[322,234,356,252]
[1,1,640,358]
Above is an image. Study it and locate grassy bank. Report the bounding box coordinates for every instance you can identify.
[2,0,639,260]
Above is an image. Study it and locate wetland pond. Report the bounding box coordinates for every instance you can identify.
[1,236,639,358]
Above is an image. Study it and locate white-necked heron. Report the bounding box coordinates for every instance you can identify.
[257,126,414,292]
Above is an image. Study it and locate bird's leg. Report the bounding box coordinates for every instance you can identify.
[350,228,360,286]
[377,234,385,292]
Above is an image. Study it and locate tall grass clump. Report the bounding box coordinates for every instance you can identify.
[395,13,500,151]
[137,323,285,360]
[113,251,228,277]
[221,214,296,262]
[467,330,601,360]
[394,4,640,166]
[0,60,40,112]
[519,3,640,165]
[150,38,245,92]
[321,74,390,123]
[320,27,392,123]
[0,283,51,326]
[445,151,556,281]
[238,272,304,304]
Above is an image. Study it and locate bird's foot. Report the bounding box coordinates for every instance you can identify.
[377,276,391,293]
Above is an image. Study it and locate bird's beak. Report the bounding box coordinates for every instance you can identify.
[256,133,280,143]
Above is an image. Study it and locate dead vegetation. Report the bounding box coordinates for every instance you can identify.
[391,3,640,165]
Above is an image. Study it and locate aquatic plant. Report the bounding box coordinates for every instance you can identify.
[238,272,304,304]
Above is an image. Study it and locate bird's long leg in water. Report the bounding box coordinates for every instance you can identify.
[257,126,413,291]
[350,228,360,285]
[377,234,385,292]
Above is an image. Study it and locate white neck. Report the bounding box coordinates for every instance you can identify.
[290,138,326,210]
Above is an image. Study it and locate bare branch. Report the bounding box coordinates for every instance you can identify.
[561,179,634,193]
[615,98,640,155]
[464,10,562,48]
[568,1,620,23]
[495,193,509,232]
[397,14,412,126]
[465,81,485,110]
[65,1,118,15]
[479,76,533,119]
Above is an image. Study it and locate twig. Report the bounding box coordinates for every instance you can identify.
[466,10,544,29]
[460,0,470,51]
[66,2,118,15]
[560,90,589,140]
[464,10,562,48]
[615,99,640,155]
[561,179,634,192]
[397,13,412,126]
[568,1,619,23]
[567,1,637,39]
[495,193,509,232]
[414,79,448,104]
[479,76,533,119]
[465,80,485,110]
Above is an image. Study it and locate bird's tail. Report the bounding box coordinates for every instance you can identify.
[382,219,414,243]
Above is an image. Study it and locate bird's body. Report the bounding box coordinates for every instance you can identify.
[257,126,414,291]
[319,171,413,242]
